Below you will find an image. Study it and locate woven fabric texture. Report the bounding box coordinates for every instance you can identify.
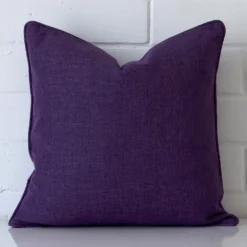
[9,20,238,227]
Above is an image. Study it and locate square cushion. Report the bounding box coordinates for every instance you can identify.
[9,20,239,227]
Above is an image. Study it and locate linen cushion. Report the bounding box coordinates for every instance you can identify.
[9,20,239,227]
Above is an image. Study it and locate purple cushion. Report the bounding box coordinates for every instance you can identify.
[9,20,239,227]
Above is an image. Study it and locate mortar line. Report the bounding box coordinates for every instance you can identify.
[244,149,247,192]
[146,0,152,44]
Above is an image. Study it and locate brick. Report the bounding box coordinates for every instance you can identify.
[152,0,207,44]
[0,0,148,44]
[223,193,247,218]
[217,98,247,143]
[217,48,244,94]
[0,141,33,192]
[153,0,247,44]
[0,44,28,92]
[0,192,22,219]
[0,94,30,141]
[219,145,245,192]
[206,1,247,44]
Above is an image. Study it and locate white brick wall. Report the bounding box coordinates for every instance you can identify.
[0,0,246,219]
